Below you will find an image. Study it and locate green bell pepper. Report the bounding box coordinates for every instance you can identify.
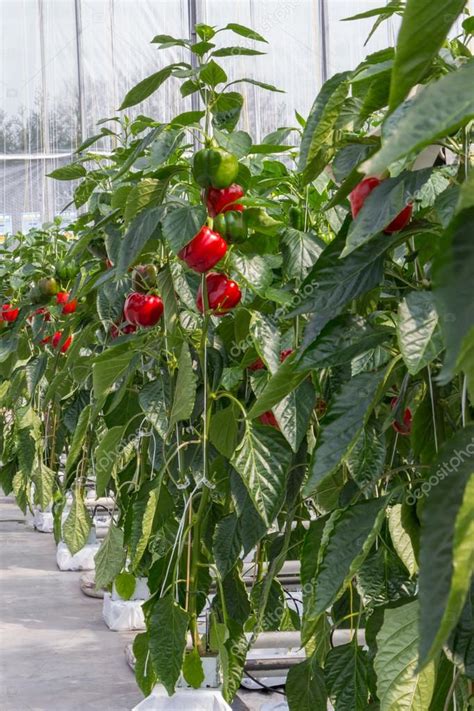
[193,147,239,189]
[214,210,248,243]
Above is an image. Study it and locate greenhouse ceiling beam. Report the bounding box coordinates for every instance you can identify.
[74,0,86,149]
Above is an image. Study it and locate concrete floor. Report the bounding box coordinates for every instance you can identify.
[0,494,141,711]
[0,494,288,711]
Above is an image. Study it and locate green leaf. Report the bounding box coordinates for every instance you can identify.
[274,379,315,454]
[63,491,92,555]
[92,351,136,402]
[447,579,474,678]
[363,61,474,175]
[249,312,281,374]
[211,92,244,131]
[288,226,399,318]
[65,404,92,474]
[325,641,371,710]
[162,204,206,255]
[168,343,197,429]
[94,426,125,497]
[132,489,158,570]
[212,46,265,57]
[281,227,324,281]
[249,352,307,418]
[123,179,165,224]
[149,595,189,696]
[209,406,238,458]
[224,23,268,43]
[119,64,183,109]
[32,463,55,511]
[133,633,157,696]
[433,207,474,383]
[200,59,227,87]
[195,24,216,41]
[304,371,384,496]
[342,168,432,257]
[139,378,169,439]
[375,600,436,711]
[230,253,274,295]
[169,110,205,127]
[148,129,184,167]
[286,653,328,711]
[297,315,392,371]
[47,163,86,180]
[228,77,283,93]
[117,206,163,273]
[299,72,350,183]
[388,0,467,110]
[213,513,241,578]
[182,648,205,689]
[231,425,292,526]
[94,524,126,590]
[397,291,443,375]
[213,128,252,158]
[311,497,387,617]
[419,426,474,667]
[347,426,386,491]
[388,504,418,577]
[115,571,136,600]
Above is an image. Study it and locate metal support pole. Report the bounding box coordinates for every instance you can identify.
[74,0,86,149]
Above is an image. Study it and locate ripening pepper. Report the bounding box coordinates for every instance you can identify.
[206,184,245,217]
[193,147,239,189]
[213,210,248,243]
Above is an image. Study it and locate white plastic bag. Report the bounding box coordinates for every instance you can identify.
[132,687,231,711]
[56,540,100,571]
[102,593,146,631]
[33,508,54,533]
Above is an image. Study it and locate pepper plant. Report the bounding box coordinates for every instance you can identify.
[1,3,474,709]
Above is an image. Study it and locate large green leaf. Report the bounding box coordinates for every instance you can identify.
[94,426,124,496]
[299,72,350,183]
[304,371,384,496]
[168,343,197,429]
[397,291,443,375]
[63,491,92,555]
[364,61,474,175]
[388,0,467,110]
[209,405,238,458]
[447,579,474,678]
[310,497,387,617]
[32,464,55,511]
[419,426,474,667]
[288,226,399,318]
[388,504,418,577]
[297,315,392,371]
[139,377,169,439]
[92,351,137,402]
[94,524,126,590]
[342,168,432,257]
[375,600,436,711]
[149,595,189,695]
[120,64,186,109]
[65,404,92,474]
[325,641,370,710]
[133,633,157,696]
[281,227,324,281]
[213,513,241,578]
[117,206,163,273]
[248,351,307,418]
[47,163,86,180]
[249,312,281,374]
[346,426,386,491]
[433,207,474,382]
[132,489,159,570]
[162,204,207,255]
[231,425,292,526]
[273,378,315,453]
[123,178,165,224]
[286,653,328,711]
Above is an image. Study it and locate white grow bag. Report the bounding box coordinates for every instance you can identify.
[56,528,100,571]
[102,578,150,631]
[133,658,230,711]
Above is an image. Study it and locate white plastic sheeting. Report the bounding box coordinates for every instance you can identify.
[102,593,146,631]
[1,0,420,231]
[132,687,231,711]
[56,540,101,571]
